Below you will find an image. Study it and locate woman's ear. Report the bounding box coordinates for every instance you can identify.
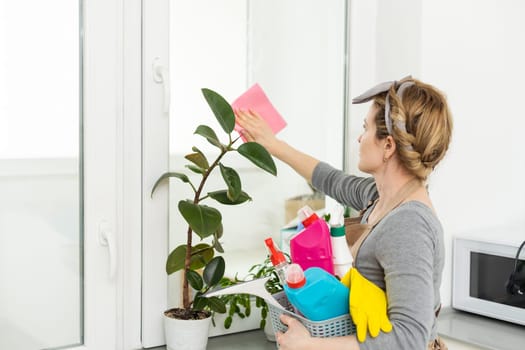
[384,135,397,158]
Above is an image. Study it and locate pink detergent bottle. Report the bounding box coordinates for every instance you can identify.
[290,206,334,275]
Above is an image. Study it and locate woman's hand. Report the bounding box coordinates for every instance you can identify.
[275,314,313,350]
[236,108,320,183]
[235,108,279,155]
[276,314,360,350]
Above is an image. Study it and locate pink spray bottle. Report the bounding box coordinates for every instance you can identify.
[290,206,334,275]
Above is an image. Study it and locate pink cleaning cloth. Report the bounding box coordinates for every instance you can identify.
[232,83,287,142]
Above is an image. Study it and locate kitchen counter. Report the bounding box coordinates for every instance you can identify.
[437,307,525,350]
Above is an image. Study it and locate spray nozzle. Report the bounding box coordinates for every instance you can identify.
[264,237,286,266]
[297,205,319,227]
[329,204,345,227]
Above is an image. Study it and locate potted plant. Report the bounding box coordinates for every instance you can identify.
[213,254,289,342]
[247,256,287,341]
[151,88,277,350]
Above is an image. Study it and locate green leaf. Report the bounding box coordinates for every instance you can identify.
[166,244,215,274]
[213,238,225,254]
[237,142,277,176]
[203,256,225,287]
[185,152,209,170]
[194,125,222,148]
[201,88,235,134]
[178,200,222,239]
[214,223,224,239]
[186,269,203,291]
[208,190,252,205]
[151,172,190,197]
[228,302,236,316]
[224,316,233,329]
[206,296,227,313]
[212,224,224,253]
[245,302,251,317]
[260,319,266,329]
[219,163,242,201]
[166,245,186,275]
[193,295,207,310]
[193,147,210,167]
[190,243,215,270]
[185,164,205,175]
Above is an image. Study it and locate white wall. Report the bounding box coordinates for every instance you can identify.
[348,0,525,308]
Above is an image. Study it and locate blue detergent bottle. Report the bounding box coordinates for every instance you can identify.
[283,263,349,321]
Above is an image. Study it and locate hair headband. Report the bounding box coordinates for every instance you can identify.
[352,76,414,135]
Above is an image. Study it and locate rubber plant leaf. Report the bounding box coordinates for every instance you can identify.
[166,245,186,275]
[219,163,242,200]
[237,142,277,176]
[192,292,207,311]
[194,125,222,148]
[166,243,215,274]
[185,152,209,170]
[151,172,190,197]
[208,190,252,205]
[212,238,224,254]
[201,88,235,134]
[212,224,224,253]
[189,243,215,270]
[185,164,205,175]
[178,200,222,239]
[203,256,225,286]
[186,269,204,291]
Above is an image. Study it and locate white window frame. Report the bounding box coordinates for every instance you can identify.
[74,0,143,349]
[141,0,170,347]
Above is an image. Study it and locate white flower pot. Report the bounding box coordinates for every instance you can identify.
[164,312,212,350]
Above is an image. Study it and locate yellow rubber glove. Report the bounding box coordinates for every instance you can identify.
[341,267,393,342]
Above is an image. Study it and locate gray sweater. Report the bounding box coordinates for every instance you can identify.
[312,162,444,350]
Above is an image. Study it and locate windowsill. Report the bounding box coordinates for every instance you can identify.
[437,307,525,350]
[154,307,525,349]
[149,329,275,350]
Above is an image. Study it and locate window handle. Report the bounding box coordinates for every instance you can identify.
[152,58,170,114]
[98,221,117,280]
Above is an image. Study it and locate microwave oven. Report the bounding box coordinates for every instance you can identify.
[453,238,525,325]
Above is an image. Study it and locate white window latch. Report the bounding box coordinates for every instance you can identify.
[98,220,117,280]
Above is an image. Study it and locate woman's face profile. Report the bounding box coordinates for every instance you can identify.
[357,105,384,174]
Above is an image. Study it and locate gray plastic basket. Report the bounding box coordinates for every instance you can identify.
[268,291,356,344]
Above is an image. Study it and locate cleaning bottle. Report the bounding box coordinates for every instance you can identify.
[283,263,349,321]
[290,206,334,275]
[330,205,353,278]
[264,237,288,286]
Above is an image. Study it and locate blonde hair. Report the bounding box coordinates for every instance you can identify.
[373,78,453,181]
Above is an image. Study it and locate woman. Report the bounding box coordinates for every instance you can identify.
[235,77,453,349]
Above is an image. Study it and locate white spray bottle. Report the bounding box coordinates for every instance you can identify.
[329,204,353,278]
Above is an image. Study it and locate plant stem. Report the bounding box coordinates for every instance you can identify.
[182,225,193,309]
[183,141,231,310]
